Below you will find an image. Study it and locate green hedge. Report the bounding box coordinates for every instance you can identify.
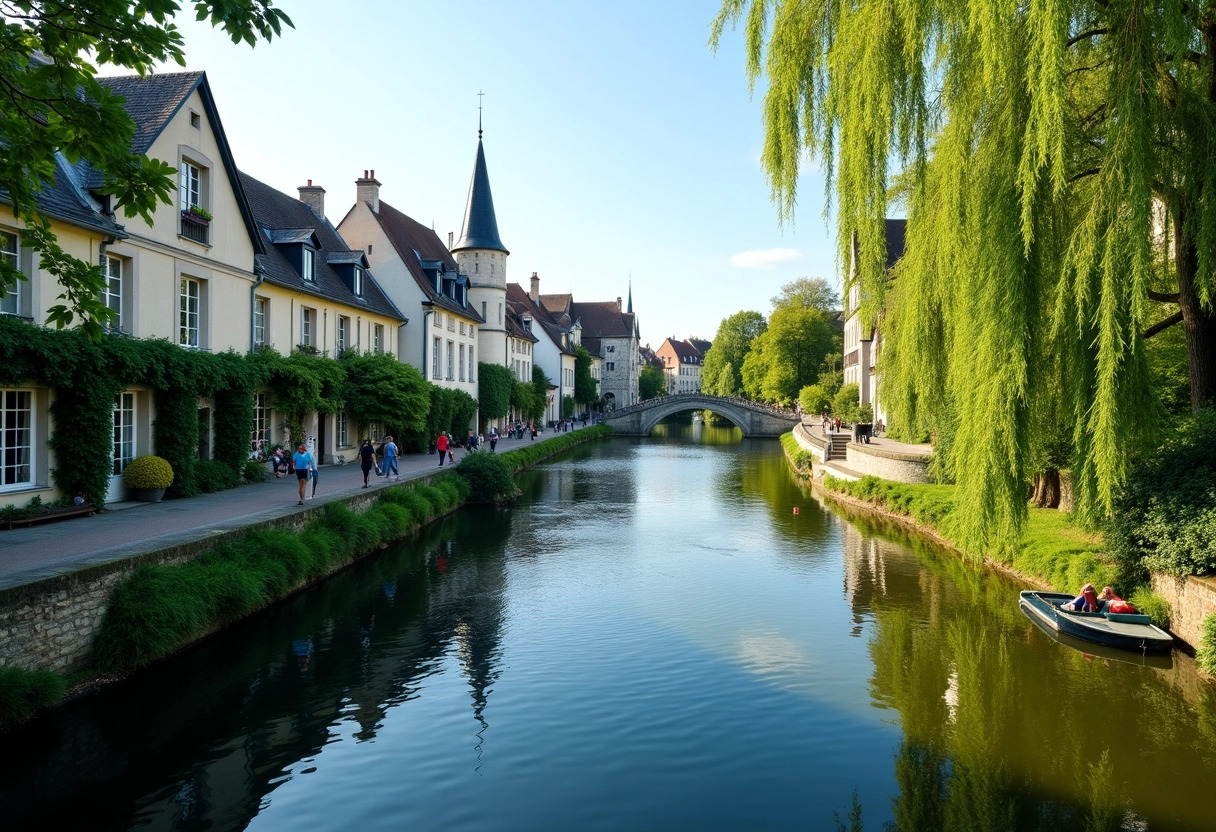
[1198,614,1216,677]
[498,424,614,472]
[0,666,67,730]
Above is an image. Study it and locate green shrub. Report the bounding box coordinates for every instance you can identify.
[92,564,209,669]
[1197,614,1216,676]
[0,666,67,729]
[397,489,434,524]
[194,459,240,493]
[832,383,860,423]
[1127,588,1172,630]
[799,384,831,416]
[243,457,269,483]
[457,450,518,503]
[780,432,816,476]
[122,455,174,490]
[1108,407,1216,578]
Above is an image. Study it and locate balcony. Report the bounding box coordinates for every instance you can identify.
[180,210,210,245]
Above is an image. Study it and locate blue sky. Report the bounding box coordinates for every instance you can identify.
[156,0,837,346]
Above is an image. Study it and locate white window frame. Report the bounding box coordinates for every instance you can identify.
[301,307,314,347]
[179,161,201,211]
[352,267,364,296]
[254,297,267,346]
[112,392,135,476]
[459,343,466,381]
[432,336,442,379]
[1,230,19,316]
[337,316,349,352]
[302,247,316,282]
[253,393,270,452]
[0,389,33,490]
[373,323,383,354]
[337,409,349,448]
[446,340,454,380]
[179,277,201,347]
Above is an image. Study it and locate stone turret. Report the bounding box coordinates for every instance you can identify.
[453,129,510,365]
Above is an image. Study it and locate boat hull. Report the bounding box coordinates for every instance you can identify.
[1019,591,1174,655]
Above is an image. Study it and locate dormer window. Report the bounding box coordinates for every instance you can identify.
[352,266,364,296]
[302,247,315,282]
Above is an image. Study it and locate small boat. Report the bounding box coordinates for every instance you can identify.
[1018,590,1174,655]
[1019,601,1174,668]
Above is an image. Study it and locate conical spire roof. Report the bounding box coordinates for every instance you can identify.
[451,137,508,255]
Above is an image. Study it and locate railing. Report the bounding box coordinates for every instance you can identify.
[604,394,798,419]
[180,212,209,245]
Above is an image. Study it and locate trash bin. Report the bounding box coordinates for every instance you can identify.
[855,423,873,444]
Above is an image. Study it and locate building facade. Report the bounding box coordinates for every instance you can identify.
[842,219,906,426]
[656,337,704,394]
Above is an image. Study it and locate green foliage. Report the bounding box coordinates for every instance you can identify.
[711,0,1216,554]
[832,383,861,424]
[448,389,478,437]
[193,459,239,493]
[497,424,614,472]
[252,350,345,447]
[531,365,551,421]
[561,394,575,419]
[639,364,666,400]
[779,431,816,476]
[1107,408,1216,577]
[800,384,831,416]
[1197,615,1216,677]
[122,455,174,490]
[212,375,255,475]
[701,310,766,396]
[771,277,839,312]
[0,0,292,337]
[0,666,68,730]
[574,345,598,404]
[478,362,514,420]
[857,403,874,424]
[1127,589,1172,631]
[243,457,269,483]
[741,305,838,404]
[155,386,200,498]
[457,449,519,504]
[510,378,535,418]
[340,352,430,441]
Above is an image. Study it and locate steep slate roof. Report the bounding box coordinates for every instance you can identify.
[506,284,573,354]
[688,338,712,355]
[0,152,126,237]
[538,293,575,327]
[238,172,403,322]
[663,338,702,362]
[450,138,508,254]
[503,298,540,345]
[367,200,484,322]
[570,300,636,340]
[97,71,263,252]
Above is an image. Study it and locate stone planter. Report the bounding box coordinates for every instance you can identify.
[132,488,166,503]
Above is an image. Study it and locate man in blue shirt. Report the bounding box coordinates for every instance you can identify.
[382,435,399,480]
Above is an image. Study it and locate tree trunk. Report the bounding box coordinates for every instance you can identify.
[1031,469,1061,508]
[1175,231,1216,410]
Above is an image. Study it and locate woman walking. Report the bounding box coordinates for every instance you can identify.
[292,443,315,506]
[436,431,449,467]
[358,438,377,488]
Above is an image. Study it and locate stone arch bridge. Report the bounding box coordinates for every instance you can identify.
[600,394,800,437]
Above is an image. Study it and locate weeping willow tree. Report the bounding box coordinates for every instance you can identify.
[712,0,1216,551]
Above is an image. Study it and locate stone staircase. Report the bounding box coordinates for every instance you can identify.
[825,432,851,462]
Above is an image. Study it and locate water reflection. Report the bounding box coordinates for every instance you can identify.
[2,440,1215,832]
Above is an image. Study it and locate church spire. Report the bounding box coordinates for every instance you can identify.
[452,97,507,255]
[627,278,633,314]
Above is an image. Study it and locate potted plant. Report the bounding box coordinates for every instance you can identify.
[182,205,212,224]
[123,455,175,502]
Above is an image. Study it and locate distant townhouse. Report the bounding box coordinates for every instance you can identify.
[656,337,704,394]
[337,172,482,404]
[507,273,578,423]
[542,289,640,409]
[238,172,406,462]
[843,219,906,426]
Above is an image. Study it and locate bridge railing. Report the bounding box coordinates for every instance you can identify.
[602,394,799,419]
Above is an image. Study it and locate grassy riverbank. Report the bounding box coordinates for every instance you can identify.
[0,425,614,730]
[779,433,1116,594]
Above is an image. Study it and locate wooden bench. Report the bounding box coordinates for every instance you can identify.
[2,503,97,530]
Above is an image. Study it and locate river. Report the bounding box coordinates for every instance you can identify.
[2,423,1215,831]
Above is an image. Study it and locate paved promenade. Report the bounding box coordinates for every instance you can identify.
[0,428,576,592]
[802,420,933,456]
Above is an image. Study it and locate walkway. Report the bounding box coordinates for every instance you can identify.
[0,427,583,592]
[802,420,933,456]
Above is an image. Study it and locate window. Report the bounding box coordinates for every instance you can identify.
[432,336,442,379]
[302,247,316,282]
[352,267,364,296]
[179,161,201,211]
[459,321,466,335]
[0,390,32,488]
[469,347,475,382]
[606,362,615,372]
[607,345,615,353]
[373,324,384,354]
[301,307,314,347]
[447,315,455,331]
[1,230,19,315]
[481,301,486,320]
[179,277,201,347]
[337,315,349,352]
[459,344,466,381]
[253,393,269,452]
[112,392,134,476]
[498,303,503,325]
[434,312,442,328]
[254,297,267,346]
[337,410,349,448]
[446,340,454,380]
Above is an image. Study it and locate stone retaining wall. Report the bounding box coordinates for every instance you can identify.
[0,482,421,674]
[844,443,932,483]
[1151,573,1216,654]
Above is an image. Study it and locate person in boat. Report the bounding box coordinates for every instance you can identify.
[1062,583,1100,612]
[1098,586,1136,614]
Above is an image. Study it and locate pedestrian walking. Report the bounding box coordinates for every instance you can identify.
[466,428,476,452]
[292,443,315,506]
[489,426,498,452]
[310,465,319,498]
[436,431,449,467]
[381,435,399,480]
[530,422,537,441]
[358,438,377,487]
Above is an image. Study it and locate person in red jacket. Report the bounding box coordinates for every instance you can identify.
[436,431,449,467]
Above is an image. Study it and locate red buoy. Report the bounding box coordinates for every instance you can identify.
[793,507,800,514]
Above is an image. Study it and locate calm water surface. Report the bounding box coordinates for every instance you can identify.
[3,424,1216,831]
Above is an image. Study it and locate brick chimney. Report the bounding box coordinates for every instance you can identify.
[448,231,454,250]
[356,169,380,213]
[530,271,540,302]
[298,179,326,219]
[616,296,622,312]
